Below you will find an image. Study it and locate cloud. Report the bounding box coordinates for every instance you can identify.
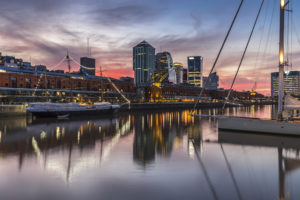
[0,0,299,96]
[87,4,166,26]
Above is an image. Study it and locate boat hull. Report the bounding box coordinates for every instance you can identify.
[218,117,300,136]
[29,108,119,118]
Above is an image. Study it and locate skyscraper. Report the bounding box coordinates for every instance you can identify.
[80,57,96,76]
[133,41,155,87]
[187,56,203,87]
[203,72,219,90]
[174,62,183,84]
[155,52,175,84]
[182,68,188,84]
[271,71,300,97]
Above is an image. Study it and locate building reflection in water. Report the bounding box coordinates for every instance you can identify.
[2,105,299,199]
[0,115,133,182]
[133,110,204,166]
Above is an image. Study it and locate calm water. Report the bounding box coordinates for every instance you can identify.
[0,105,299,200]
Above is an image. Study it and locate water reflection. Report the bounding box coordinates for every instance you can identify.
[133,111,198,166]
[1,105,300,200]
[219,130,300,200]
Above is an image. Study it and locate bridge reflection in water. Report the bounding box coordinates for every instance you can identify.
[0,105,299,200]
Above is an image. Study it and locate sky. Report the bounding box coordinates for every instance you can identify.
[1,0,300,95]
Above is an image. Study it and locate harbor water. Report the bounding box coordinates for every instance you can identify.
[0,105,299,200]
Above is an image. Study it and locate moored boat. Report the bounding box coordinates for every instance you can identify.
[218,117,300,136]
[26,102,120,118]
[218,0,300,136]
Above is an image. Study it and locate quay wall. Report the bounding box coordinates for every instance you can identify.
[0,102,275,116]
[120,101,275,111]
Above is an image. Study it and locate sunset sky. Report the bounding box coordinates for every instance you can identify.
[1,0,300,95]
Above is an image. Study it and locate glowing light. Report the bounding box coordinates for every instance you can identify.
[56,126,61,140]
[281,0,285,8]
[77,130,81,144]
[32,137,41,156]
[40,131,47,140]
[280,52,284,65]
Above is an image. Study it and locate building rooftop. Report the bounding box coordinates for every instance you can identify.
[0,65,120,82]
[133,40,154,49]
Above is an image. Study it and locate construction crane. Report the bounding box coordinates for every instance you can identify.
[149,65,180,102]
[251,81,257,96]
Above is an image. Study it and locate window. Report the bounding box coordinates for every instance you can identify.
[26,78,31,88]
[11,77,17,88]
[57,80,61,88]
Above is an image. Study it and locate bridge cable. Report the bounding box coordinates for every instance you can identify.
[191,0,244,112]
[252,0,270,93]
[32,56,66,96]
[222,0,265,112]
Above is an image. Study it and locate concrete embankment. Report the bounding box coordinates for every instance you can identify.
[120,102,275,111]
[0,102,275,117]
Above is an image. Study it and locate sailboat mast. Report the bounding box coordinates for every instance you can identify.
[278,0,287,119]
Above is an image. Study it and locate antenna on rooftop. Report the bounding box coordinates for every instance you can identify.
[87,37,90,57]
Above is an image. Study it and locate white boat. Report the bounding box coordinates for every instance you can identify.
[26,102,120,118]
[57,114,70,119]
[218,0,300,136]
[218,116,300,136]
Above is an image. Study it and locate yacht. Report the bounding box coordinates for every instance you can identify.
[26,102,120,118]
[218,0,300,136]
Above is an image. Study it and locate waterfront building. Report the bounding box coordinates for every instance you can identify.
[133,41,155,87]
[182,68,188,84]
[202,72,219,90]
[155,52,176,84]
[0,52,264,103]
[174,62,183,84]
[35,65,47,72]
[22,62,31,68]
[80,57,96,76]
[187,56,203,87]
[271,71,300,97]
[120,77,134,84]
[2,56,20,68]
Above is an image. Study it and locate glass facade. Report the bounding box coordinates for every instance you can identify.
[155,52,175,84]
[80,57,96,76]
[203,72,219,90]
[133,41,155,87]
[187,56,203,87]
[174,62,183,84]
[271,71,300,97]
[182,68,188,84]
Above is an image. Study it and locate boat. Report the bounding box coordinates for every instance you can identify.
[218,0,300,136]
[57,114,70,119]
[26,51,123,118]
[26,102,120,118]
